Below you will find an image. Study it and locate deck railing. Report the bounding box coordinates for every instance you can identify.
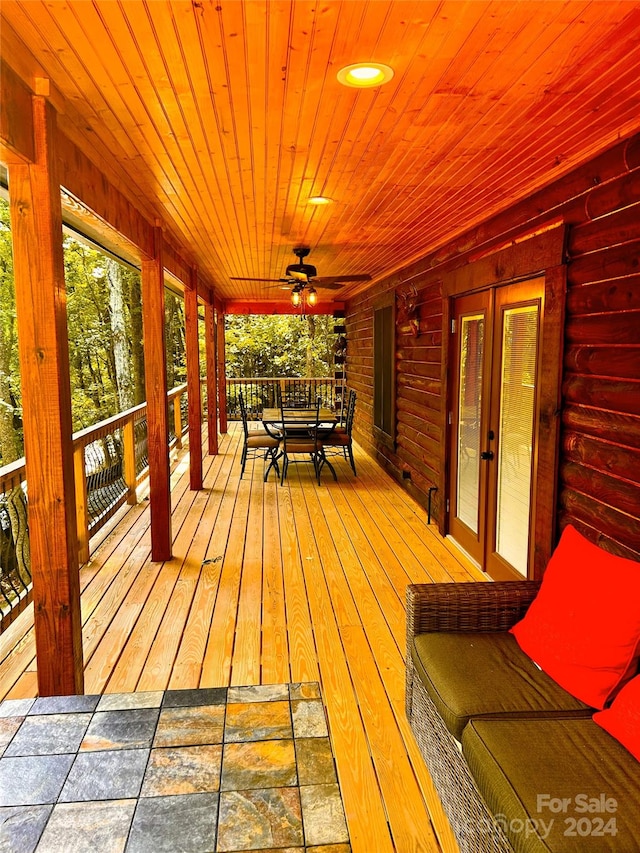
[0,459,30,629]
[225,377,341,420]
[0,383,188,632]
[1,378,339,629]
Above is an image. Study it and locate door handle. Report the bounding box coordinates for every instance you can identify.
[480,450,494,461]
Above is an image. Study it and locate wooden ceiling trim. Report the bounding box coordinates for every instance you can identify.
[435,64,640,235]
[7,0,164,227]
[313,6,524,239]
[168,2,242,284]
[310,3,632,272]
[260,3,295,285]
[197,5,258,264]
[0,7,70,116]
[3,1,640,303]
[221,2,263,275]
[103,2,219,261]
[31,3,149,166]
[294,4,442,266]
[231,1,268,280]
[37,4,212,282]
[197,8,269,290]
[84,2,206,250]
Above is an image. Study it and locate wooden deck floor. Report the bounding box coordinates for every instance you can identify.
[0,424,484,853]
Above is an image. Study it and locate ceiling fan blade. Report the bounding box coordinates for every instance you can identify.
[229,276,284,282]
[314,274,372,285]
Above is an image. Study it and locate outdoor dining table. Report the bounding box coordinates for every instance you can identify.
[261,407,337,439]
[261,407,339,482]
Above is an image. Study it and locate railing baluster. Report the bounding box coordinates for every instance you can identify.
[73,445,90,565]
[173,395,183,449]
[0,384,189,632]
[123,418,137,505]
[223,377,337,418]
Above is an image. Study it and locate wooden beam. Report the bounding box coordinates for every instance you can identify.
[224,299,345,315]
[185,269,203,489]
[56,132,154,261]
[531,264,566,579]
[205,301,218,455]
[162,238,190,286]
[0,59,35,164]
[217,309,228,434]
[141,227,172,561]
[8,96,84,696]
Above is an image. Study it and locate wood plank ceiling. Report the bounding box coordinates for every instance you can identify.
[3,0,640,304]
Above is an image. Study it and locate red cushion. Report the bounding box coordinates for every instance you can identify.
[510,525,640,709]
[594,675,640,761]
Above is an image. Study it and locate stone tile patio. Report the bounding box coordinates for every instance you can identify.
[0,683,350,852]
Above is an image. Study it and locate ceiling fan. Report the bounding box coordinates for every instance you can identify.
[230,247,372,291]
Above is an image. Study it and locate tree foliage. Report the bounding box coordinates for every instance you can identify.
[225,313,336,378]
[0,197,186,464]
[0,198,21,464]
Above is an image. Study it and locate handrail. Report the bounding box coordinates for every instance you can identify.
[0,458,26,492]
[1,378,337,631]
[0,383,189,632]
[224,377,341,420]
[72,402,147,447]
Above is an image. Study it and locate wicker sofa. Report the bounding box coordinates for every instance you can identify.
[405,581,640,853]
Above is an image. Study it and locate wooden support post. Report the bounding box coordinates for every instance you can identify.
[217,309,228,433]
[185,271,203,487]
[123,418,138,505]
[141,228,172,562]
[205,301,218,455]
[8,95,84,696]
[173,396,183,449]
[73,446,89,565]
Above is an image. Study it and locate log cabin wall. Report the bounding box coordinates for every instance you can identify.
[346,131,640,562]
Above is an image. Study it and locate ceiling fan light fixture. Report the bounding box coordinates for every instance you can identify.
[307,287,318,307]
[291,286,302,307]
[337,62,394,88]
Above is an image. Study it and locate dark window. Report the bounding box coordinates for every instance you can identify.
[373,305,395,442]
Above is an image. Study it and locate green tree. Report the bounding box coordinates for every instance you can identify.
[65,237,120,429]
[0,198,21,464]
[0,197,29,585]
[165,290,186,389]
[225,314,336,378]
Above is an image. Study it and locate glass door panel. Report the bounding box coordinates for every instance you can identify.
[449,279,543,579]
[495,305,539,574]
[457,314,484,533]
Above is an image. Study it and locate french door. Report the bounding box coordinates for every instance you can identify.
[448,279,543,579]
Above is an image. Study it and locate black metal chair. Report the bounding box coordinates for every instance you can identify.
[319,389,356,476]
[278,381,312,409]
[238,391,280,481]
[279,396,328,485]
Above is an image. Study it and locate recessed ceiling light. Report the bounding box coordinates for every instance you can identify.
[308,196,332,205]
[337,62,394,88]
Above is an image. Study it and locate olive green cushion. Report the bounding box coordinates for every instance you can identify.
[463,718,640,852]
[412,632,591,739]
